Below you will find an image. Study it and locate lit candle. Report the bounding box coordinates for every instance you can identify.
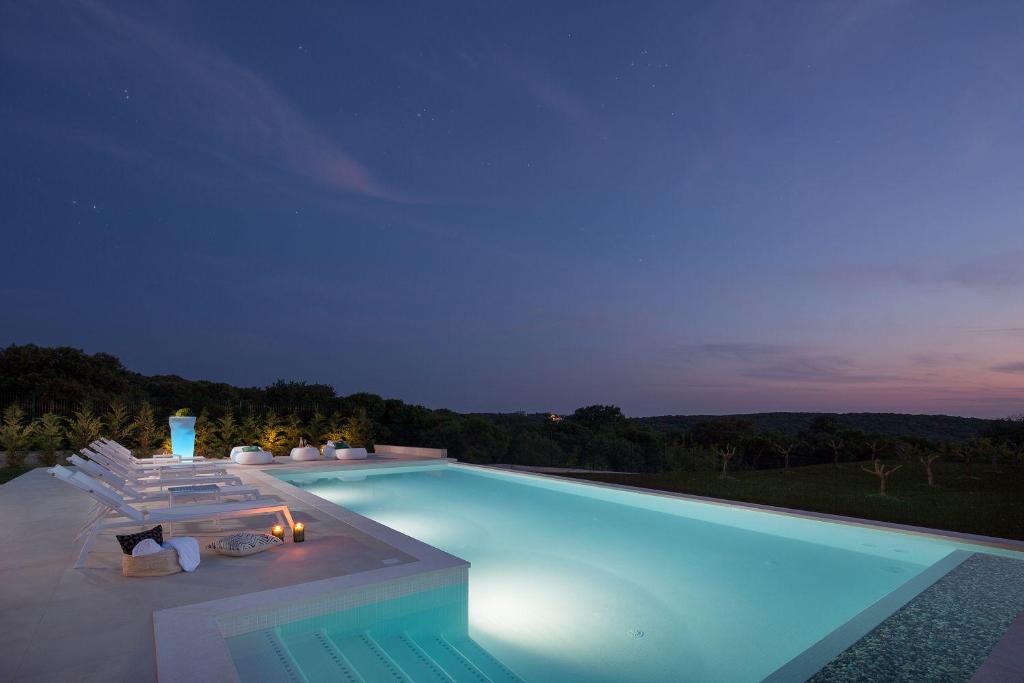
[293,522,305,543]
[271,524,285,541]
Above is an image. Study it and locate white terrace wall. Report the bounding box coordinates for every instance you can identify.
[373,444,448,459]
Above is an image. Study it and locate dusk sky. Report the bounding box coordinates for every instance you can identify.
[2,1,1023,417]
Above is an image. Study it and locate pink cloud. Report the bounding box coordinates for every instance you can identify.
[495,54,603,134]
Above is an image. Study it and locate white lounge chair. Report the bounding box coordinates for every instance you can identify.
[82,448,242,489]
[88,440,230,473]
[91,440,226,474]
[50,465,294,568]
[68,455,265,546]
[69,455,260,502]
[97,438,210,463]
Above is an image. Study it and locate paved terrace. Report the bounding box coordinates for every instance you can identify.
[0,452,447,682]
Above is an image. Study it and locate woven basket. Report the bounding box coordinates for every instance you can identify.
[122,548,182,577]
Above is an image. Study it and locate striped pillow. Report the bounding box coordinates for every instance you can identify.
[207,532,283,556]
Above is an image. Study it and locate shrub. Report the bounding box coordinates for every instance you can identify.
[105,399,135,444]
[66,405,104,452]
[34,413,65,466]
[193,409,212,458]
[340,408,374,448]
[257,411,289,455]
[132,401,162,457]
[208,411,238,457]
[0,405,33,468]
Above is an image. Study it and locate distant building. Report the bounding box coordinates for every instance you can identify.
[547,413,563,423]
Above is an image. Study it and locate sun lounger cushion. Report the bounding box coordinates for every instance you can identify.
[207,532,283,557]
[116,524,164,555]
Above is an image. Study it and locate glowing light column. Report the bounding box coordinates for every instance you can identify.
[168,415,197,460]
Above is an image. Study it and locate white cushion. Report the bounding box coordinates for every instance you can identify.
[335,447,368,460]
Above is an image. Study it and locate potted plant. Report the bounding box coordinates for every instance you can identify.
[168,408,197,460]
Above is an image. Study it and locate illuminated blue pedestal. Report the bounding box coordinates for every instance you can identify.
[168,416,197,460]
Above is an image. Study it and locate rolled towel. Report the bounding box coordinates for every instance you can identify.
[131,538,164,557]
[163,537,201,572]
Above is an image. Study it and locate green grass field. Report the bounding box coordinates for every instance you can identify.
[562,460,1024,541]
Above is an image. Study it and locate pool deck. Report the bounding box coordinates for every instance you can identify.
[3,456,1024,682]
[0,453,449,682]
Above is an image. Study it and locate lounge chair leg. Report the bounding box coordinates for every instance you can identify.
[75,524,100,569]
[74,505,111,542]
[280,507,295,531]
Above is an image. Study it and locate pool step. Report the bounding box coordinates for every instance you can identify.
[376,633,455,682]
[287,630,363,683]
[443,635,524,683]
[268,629,523,683]
[231,629,310,683]
[409,634,491,682]
[328,632,410,681]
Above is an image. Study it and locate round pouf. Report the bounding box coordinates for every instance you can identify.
[336,447,368,460]
[290,446,321,462]
[230,448,274,465]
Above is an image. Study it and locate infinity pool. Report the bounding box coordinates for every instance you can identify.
[271,464,981,682]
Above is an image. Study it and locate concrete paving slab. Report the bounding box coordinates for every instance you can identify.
[0,459,436,681]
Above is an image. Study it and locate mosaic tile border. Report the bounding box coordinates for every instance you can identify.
[808,552,1024,682]
[764,550,970,682]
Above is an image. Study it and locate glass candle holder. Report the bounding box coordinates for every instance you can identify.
[271,524,285,541]
[293,522,305,543]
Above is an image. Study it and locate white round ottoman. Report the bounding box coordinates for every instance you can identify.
[336,447,368,460]
[290,446,321,462]
[230,447,274,465]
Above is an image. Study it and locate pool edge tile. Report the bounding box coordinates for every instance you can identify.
[762,549,972,683]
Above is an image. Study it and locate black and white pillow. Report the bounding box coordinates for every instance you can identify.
[115,525,164,555]
[207,532,283,557]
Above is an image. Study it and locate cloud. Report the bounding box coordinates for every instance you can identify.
[4,1,399,201]
[494,54,602,134]
[992,362,1024,374]
[673,343,895,384]
[804,250,1024,290]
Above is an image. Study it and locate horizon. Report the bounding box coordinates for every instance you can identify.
[0,342,999,422]
[3,2,1023,418]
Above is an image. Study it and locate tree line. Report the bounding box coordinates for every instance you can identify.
[2,345,1022,485]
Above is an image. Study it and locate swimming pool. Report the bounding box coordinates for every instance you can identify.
[263,463,1007,682]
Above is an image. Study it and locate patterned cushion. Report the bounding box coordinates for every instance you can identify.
[331,441,350,449]
[207,532,283,557]
[241,445,261,452]
[116,525,164,555]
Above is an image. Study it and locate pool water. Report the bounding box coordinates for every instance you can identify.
[273,464,972,682]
